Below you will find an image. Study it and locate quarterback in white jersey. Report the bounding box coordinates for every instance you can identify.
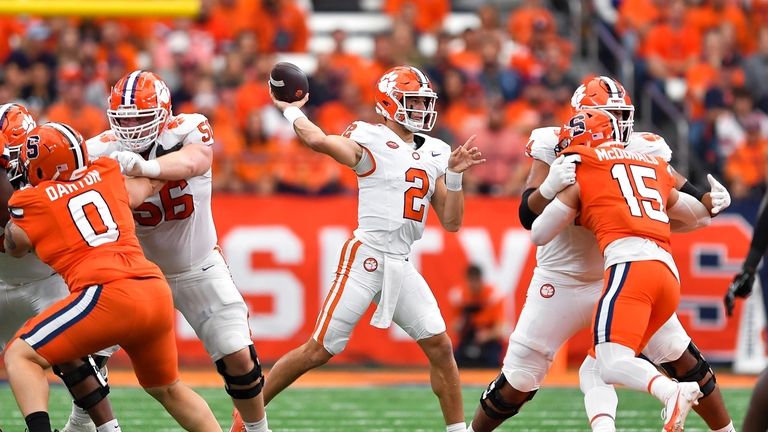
[469,76,735,432]
[87,70,268,432]
[255,65,483,432]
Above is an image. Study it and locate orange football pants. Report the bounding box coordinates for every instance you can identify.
[591,260,680,354]
[15,276,179,388]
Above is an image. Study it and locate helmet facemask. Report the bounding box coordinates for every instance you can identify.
[596,105,634,143]
[381,89,438,133]
[107,105,167,153]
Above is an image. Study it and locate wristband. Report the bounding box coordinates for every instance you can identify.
[283,106,307,125]
[445,169,463,191]
[142,159,161,178]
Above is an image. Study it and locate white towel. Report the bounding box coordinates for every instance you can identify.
[370,255,405,329]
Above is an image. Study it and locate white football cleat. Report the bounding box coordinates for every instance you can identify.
[60,418,96,432]
[661,381,703,432]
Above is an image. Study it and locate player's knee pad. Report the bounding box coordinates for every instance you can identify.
[502,339,549,392]
[52,355,110,410]
[215,344,264,400]
[479,373,538,421]
[660,342,717,397]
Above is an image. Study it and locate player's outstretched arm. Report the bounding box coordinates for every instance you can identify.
[530,184,579,245]
[271,91,362,168]
[110,144,212,181]
[3,220,31,258]
[672,168,731,216]
[125,177,166,209]
[667,190,712,232]
[431,136,484,232]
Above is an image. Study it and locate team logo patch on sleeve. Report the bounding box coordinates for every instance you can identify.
[386,141,399,149]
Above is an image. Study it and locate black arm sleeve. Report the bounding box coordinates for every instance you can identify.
[680,180,706,202]
[745,195,768,271]
[518,188,539,230]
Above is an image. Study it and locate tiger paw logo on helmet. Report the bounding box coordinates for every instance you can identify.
[377,71,399,94]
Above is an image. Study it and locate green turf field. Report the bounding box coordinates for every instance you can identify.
[0,385,751,431]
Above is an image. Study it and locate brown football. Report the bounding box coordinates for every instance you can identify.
[269,62,309,103]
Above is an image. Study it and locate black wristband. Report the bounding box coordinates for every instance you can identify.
[518,187,539,230]
[680,181,706,202]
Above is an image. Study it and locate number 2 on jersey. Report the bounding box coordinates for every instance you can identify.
[68,190,119,247]
[610,163,669,223]
[403,168,430,222]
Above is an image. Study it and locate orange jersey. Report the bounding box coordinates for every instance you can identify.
[9,158,162,292]
[562,144,676,254]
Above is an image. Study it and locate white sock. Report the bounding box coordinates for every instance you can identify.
[595,343,673,402]
[69,403,92,424]
[96,419,121,431]
[591,415,615,432]
[446,422,466,432]
[579,355,618,430]
[244,416,269,432]
[710,421,735,432]
[648,375,679,403]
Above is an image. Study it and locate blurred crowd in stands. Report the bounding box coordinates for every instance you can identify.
[0,0,766,201]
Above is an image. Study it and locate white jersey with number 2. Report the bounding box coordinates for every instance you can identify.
[347,121,451,256]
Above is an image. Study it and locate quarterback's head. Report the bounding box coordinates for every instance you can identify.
[21,122,90,186]
[557,109,621,152]
[108,70,172,153]
[375,66,438,133]
[571,76,633,143]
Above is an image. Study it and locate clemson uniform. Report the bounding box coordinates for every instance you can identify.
[312,120,450,354]
[12,157,178,387]
[87,112,251,361]
[561,143,680,353]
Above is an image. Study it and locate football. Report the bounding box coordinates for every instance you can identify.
[269,62,309,103]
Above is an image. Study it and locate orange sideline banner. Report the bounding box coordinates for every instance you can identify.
[165,196,751,366]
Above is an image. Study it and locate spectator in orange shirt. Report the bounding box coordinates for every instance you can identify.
[315,81,362,136]
[95,21,138,73]
[725,115,768,199]
[449,264,505,368]
[685,0,750,54]
[643,0,702,81]
[383,0,449,34]
[204,0,259,45]
[443,80,488,139]
[644,1,701,76]
[506,0,556,46]
[448,28,484,76]
[232,110,280,194]
[253,0,309,53]
[616,0,664,55]
[45,64,108,140]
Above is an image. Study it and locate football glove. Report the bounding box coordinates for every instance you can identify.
[724,268,755,316]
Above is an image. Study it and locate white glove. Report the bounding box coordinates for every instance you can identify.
[707,173,731,215]
[109,150,161,178]
[538,155,579,200]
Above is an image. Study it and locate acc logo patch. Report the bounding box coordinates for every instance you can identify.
[386,141,399,149]
[412,152,420,160]
[540,283,555,298]
[363,257,378,272]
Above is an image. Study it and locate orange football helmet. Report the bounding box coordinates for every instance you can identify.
[571,76,634,143]
[557,109,621,152]
[107,70,172,153]
[0,103,37,150]
[21,122,90,186]
[375,66,438,132]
